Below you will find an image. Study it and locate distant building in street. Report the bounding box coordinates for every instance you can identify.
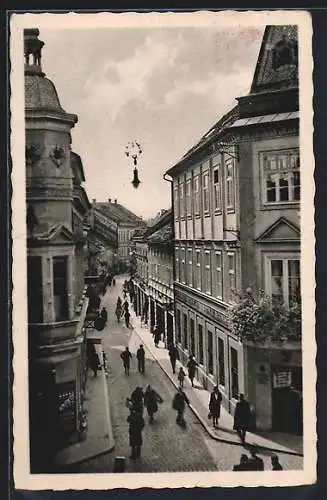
[165,25,301,434]
[25,29,91,471]
[91,198,146,270]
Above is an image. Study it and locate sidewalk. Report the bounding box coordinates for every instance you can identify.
[129,306,303,458]
[54,342,115,469]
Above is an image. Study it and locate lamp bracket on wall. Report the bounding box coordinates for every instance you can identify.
[216,142,239,161]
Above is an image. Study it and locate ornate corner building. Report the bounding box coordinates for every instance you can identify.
[165,25,301,435]
[25,29,91,471]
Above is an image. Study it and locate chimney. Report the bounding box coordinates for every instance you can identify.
[114,199,117,204]
[108,198,111,203]
[92,198,96,203]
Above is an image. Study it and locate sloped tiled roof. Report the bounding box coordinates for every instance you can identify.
[147,223,173,245]
[94,202,144,225]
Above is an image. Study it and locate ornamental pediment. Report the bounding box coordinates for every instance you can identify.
[256,216,300,243]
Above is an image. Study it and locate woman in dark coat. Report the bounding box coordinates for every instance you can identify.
[233,393,252,444]
[187,355,197,387]
[153,326,161,347]
[172,388,189,426]
[144,385,163,423]
[130,386,144,415]
[127,409,145,459]
[209,385,222,428]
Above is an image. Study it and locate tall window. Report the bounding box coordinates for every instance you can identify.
[53,256,69,321]
[186,179,192,216]
[218,338,225,386]
[202,171,210,213]
[176,309,181,343]
[208,330,214,375]
[225,160,235,209]
[263,150,300,204]
[231,347,239,399]
[204,250,211,294]
[198,324,204,364]
[213,165,222,211]
[187,248,193,287]
[180,247,186,284]
[195,249,201,290]
[268,258,300,307]
[227,253,236,301]
[183,313,188,349]
[190,318,195,354]
[179,182,185,218]
[27,256,43,323]
[214,251,223,299]
[194,176,200,215]
[174,185,179,219]
[175,248,180,282]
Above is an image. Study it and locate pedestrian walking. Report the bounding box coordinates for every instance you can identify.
[116,296,122,307]
[233,393,252,444]
[177,367,186,389]
[100,307,108,323]
[168,344,180,374]
[208,385,222,428]
[124,309,131,328]
[115,305,122,323]
[130,386,144,415]
[136,344,146,374]
[88,344,99,377]
[247,446,264,471]
[233,454,250,471]
[271,454,283,471]
[123,299,129,313]
[127,408,145,460]
[120,347,132,375]
[112,277,116,286]
[153,325,161,347]
[172,388,189,427]
[187,354,198,387]
[144,385,163,423]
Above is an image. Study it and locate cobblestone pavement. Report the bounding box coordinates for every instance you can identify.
[70,277,303,473]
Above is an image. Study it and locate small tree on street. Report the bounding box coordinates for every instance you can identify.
[228,287,302,343]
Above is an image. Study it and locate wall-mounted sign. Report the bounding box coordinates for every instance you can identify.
[273,371,292,388]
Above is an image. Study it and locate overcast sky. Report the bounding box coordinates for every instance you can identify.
[40,26,265,219]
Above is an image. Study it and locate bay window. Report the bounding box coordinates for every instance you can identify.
[53,256,69,321]
[262,150,300,204]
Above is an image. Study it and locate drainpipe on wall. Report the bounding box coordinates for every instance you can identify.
[163,172,175,345]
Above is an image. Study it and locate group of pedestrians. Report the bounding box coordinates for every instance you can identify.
[120,344,146,376]
[115,296,131,328]
[233,448,283,471]
[126,384,164,459]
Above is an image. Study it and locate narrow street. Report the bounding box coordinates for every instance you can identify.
[70,276,303,473]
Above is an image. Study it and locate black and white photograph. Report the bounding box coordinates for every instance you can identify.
[11,10,315,490]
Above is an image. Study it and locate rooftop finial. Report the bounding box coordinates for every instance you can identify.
[24,28,45,75]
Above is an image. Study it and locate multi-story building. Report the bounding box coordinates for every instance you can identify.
[25,29,91,471]
[92,198,145,269]
[165,25,301,434]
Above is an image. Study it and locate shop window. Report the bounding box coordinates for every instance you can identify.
[190,318,195,355]
[208,330,214,375]
[214,251,223,299]
[231,347,239,399]
[27,256,43,323]
[53,256,69,321]
[183,313,188,349]
[176,309,181,343]
[218,338,225,386]
[225,160,235,210]
[213,165,222,211]
[202,171,210,213]
[204,250,211,295]
[267,257,300,307]
[262,150,300,204]
[194,176,200,215]
[198,324,204,364]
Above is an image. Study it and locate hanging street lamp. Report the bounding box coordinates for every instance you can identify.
[125,141,142,188]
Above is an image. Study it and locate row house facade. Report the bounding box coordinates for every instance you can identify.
[25,29,91,471]
[87,201,118,275]
[166,25,302,435]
